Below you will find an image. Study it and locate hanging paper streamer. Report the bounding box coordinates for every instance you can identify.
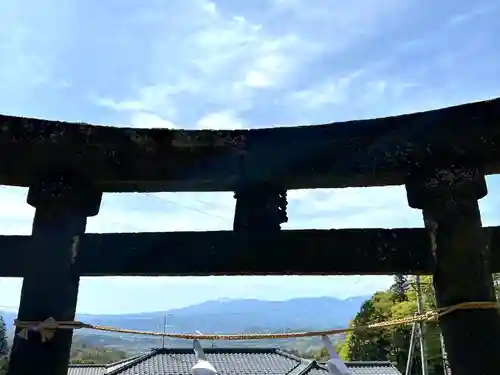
[192,337,217,375]
[321,335,353,375]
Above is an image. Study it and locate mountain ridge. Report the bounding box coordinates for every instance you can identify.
[1,296,369,352]
[1,296,370,329]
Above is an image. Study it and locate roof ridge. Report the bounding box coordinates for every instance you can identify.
[294,359,316,375]
[344,360,395,365]
[69,364,106,367]
[313,361,328,370]
[157,346,282,354]
[275,348,305,362]
[75,347,404,375]
[106,353,146,366]
[275,349,316,375]
[106,349,159,375]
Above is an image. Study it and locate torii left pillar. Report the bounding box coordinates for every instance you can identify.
[8,172,102,375]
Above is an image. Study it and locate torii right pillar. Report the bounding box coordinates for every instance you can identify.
[406,163,500,375]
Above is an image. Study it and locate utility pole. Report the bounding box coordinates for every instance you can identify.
[405,322,418,375]
[416,276,429,375]
[162,315,167,348]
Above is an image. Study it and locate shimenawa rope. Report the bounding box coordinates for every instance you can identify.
[14,301,498,343]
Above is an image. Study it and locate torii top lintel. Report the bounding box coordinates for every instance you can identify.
[0,97,499,193]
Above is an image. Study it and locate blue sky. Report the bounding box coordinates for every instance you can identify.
[0,0,499,314]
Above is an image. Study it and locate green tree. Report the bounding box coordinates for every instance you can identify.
[313,340,344,361]
[0,315,8,375]
[337,276,443,374]
[391,275,409,302]
[0,316,7,357]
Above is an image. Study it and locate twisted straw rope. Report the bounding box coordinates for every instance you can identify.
[14,301,498,343]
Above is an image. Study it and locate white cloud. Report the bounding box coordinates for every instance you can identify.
[0,186,33,235]
[129,112,177,129]
[286,186,423,230]
[244,71,270,88]
[196,110,245,129]
[238,34,308,89]
[287,70,365,110]
[93,0,323,128]
[96,98,145,112]
[87,191,235,233]
[200,0,217,15]
[93,0,475,128]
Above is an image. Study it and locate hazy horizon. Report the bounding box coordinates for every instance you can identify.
[0,276,390,314]
[0,293,372,315]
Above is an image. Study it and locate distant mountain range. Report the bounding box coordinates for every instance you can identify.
[1,296,369,353]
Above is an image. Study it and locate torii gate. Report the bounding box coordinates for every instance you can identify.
[1,98,500,375]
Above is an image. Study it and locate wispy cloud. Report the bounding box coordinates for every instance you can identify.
[94,0,322,128]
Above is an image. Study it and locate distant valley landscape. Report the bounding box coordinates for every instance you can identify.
[1,296,369,355]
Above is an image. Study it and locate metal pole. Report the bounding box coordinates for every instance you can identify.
[162,315,167,348]
[405,322,418,375]
[416,276,429,375]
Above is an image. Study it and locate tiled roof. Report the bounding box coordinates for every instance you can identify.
[97,347,402,375]
[67,353,150,375]
[107,348,302,375]
[307,361,402,375]
[67,364,106,375]
[106,353,152,373]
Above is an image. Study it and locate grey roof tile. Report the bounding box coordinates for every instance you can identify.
[67,353,149,375]
[67,364,106,375]
[110,348,302,375]
[106,353,153,373]
[308,361,402,375]
[103,347,402,375]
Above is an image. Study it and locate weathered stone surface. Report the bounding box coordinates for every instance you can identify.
[406,166,500,375]
[8,177,102,375]
[3,226,500,276]
[0,97,499,192]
